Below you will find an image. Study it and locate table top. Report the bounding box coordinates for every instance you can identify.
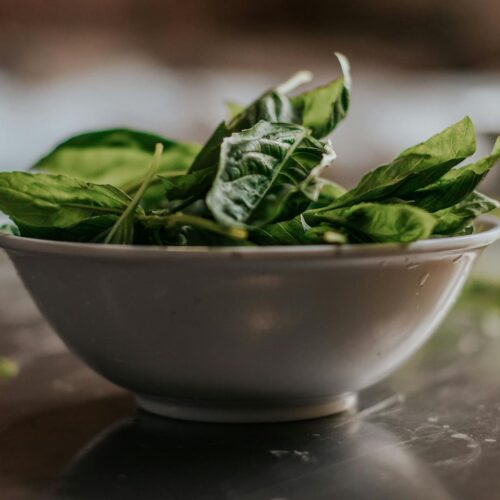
[1,254,500,500]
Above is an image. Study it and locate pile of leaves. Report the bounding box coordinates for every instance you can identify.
[0,54,499,246]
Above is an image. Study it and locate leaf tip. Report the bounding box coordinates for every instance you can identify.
[334,52,351,90]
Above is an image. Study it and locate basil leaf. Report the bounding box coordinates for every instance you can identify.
[324,117,476,210]
[189,93,295,175]
[409,137,500,212]
[0,172,132,231]
[159,167,215,208]
[16,215,119,242]
[225,101,245,121]
[0,223,20,236]
[207,121,335,228]
[290,52,351,139]
[308,203,436,243]
[188,56,349,176]
[308,179,347,210]
[252,216,347,245]
[250,216,309,245]
[433,191,499,236]
[33,128,200,196]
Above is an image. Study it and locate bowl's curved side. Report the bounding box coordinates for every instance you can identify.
[2,232,485,421]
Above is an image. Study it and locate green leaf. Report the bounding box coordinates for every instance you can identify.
[307,178,347,209]
[206,121,335,228]
[409,137,500,212]
[189,92,296,175]
[433,191,499,236]
[32,129,200,203]
[17,215,119,242]
[250,216,308,245]
[225,101,245,121]
[159,167,215,208]
[290,52,351,139]
[323,117,476,210]
[307,203,436,243]
[0,223,20,236]
[251,215,346,245]
[188,57,348,177]
[105,143,163,244]
[0,172,131,231]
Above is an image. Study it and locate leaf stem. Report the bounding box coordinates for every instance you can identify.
[138,213,247,240]
[105,143,164,244]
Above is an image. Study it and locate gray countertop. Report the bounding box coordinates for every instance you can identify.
[1,253,500,500]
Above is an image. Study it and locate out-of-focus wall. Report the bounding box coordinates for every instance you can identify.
[1,0,500,77]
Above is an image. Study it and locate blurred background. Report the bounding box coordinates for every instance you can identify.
[1,0,500,190]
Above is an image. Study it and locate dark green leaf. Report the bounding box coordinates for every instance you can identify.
[432,191,499,236]
[409,137,500,211]
[323,117,476,210]
[207,121,335,228]
[159,167,215,208]
[17,215,119,242]
[307,203,436,243]
[250,216,308,245]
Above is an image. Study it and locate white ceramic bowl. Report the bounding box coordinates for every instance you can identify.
[1,218,499,423]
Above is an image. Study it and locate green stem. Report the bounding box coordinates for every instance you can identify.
[105,143,164,244]
[138,213,247,240]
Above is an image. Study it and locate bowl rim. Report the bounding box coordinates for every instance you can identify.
[0,216,499,260]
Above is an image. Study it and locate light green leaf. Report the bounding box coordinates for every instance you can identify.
[308,178,347,209]
[33,129,200,203]
[0,172,132,231]
[290,52,351,139]
[0,223,20,236]
[433,191,499,235]
[323,117,476,210]
[207,121,335,228]
[225,101,245,121]
[409,137,500,212]
[307,203,436,243]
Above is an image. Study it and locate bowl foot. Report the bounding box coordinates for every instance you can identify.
[135,392,358,423]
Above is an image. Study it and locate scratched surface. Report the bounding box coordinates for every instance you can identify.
[1,251,500,500]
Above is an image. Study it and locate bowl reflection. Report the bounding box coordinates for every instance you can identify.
[49,412,452,500]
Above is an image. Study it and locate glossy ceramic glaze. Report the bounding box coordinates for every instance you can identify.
[1,218,499,423]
